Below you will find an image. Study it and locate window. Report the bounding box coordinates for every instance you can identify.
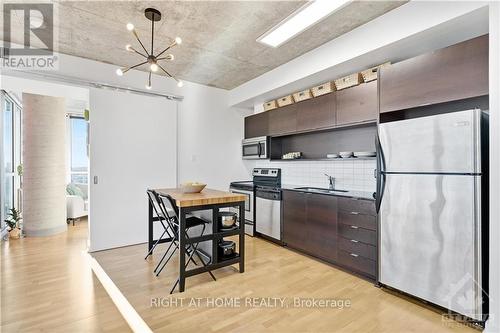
[1,91,22,230]
[69,116,88,184]
[3,98,14,214]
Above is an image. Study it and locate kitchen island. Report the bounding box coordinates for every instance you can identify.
[148,188,246,293]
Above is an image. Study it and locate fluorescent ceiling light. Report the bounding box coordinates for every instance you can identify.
[257,0,351,48]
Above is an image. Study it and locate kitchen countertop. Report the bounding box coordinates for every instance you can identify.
[280,184,376,201]
[155,188,247,207]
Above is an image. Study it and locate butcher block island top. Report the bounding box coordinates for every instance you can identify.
[155,188,247,207]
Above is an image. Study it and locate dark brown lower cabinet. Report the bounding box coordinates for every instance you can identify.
[282,190,308,252]
[305,193,337,262]
[282,191,337,261]
[337,250,376,277]
[338,237,376,261]
[283,190,377,280]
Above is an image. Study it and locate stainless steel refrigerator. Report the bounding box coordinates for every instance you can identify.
[376,109,488,322]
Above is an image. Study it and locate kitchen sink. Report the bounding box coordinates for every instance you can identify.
[294,187,348,194]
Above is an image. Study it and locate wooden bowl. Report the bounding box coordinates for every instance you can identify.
[181,182,206,193]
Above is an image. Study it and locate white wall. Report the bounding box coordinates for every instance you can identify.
[89,88,177,251]
[177,84,252,190]
[486,3,500,333]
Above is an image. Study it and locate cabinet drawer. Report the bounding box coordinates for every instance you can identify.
[338,237,376,260]
[338,211,376,231]
[338,250,376,277]
[338,197,375,216]
[338,223,376,245]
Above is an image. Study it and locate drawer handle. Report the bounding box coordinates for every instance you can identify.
[350,225,359,229]
[350,253,359,258]
[350,239,359,243]
[350,211,360,215]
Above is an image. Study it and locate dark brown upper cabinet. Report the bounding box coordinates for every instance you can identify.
[244,111,268,138]
[268,103,298,136]
[336,81,378,125]
[296,93,336,132]
[379,34,489,113]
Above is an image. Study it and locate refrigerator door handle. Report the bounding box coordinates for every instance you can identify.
[376,173,386,213]
[375,134,386,213]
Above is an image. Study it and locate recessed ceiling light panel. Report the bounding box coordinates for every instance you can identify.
[257,0,351,48]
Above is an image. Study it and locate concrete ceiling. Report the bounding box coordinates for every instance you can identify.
[2,1,406,89]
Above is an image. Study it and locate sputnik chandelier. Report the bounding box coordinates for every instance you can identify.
[116,8,183,89]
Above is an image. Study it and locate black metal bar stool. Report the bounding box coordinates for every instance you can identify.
[155,193,216,293]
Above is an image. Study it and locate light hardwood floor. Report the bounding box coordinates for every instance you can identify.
[93,235,480,333]
[1,219,130,332]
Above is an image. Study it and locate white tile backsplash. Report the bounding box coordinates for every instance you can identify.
[256,159,377,192]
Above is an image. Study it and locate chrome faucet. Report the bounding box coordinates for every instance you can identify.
[324,174,336,190]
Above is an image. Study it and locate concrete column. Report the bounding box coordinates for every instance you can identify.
[23,93,67,236]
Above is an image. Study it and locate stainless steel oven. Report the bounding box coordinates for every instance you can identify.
[242,136,268,160]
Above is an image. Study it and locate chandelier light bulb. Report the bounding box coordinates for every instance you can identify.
[177,80,184,88]
[116,68,124,76]
[150,63,159,72]
[126,23,135,31]
[145,84,152,90]
[166,54,174,61]
[125,44,132,51]
[175,37,182,45]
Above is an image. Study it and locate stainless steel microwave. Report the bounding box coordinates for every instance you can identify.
[242,136,268,159]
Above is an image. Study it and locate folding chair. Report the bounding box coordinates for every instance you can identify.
[155,193,217,293]
[145,189,173,260]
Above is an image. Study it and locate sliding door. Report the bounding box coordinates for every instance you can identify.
[89,88,177,251]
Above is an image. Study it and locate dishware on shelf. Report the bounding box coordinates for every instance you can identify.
[180,182,206,193]
[282,152,302,160]
[339,151,354,158]
[353,151,377,157]
[326,153,339,159]
[218,211,237,229]
[218,240,236,257]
